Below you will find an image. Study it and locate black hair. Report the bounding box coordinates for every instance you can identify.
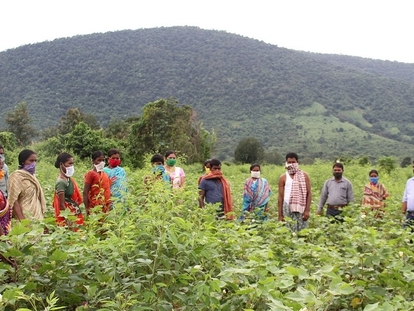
[54,152,73,168]
[333,162,344,170]
[204,159,212,166]
[250,163,260,171]
[91,150,104,160]
[369,169,379,176]
[108,148,120,157]
[285,152,299,161]
[151,154,164,164]
[0,145,3,150]
[210,159,221,167]
[18,149,36,166]
[165,150,176,158]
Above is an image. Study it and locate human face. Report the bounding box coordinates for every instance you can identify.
[152,161,163,166]
[93,155,105,165]
[251,166,260,172]
[211,165,221,172]
[109,153,120,160]
[369,172,378,178]
[286,157,298,164]
[24,153,37,166]
[61,158,74,173]
[0,149,4,156]
[166,153,176,160]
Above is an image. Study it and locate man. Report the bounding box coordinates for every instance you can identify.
[317,162,354,220]
[0,145,9,198]
[402,173,414,228]
[198,159,234,220]
[278,152,311,232]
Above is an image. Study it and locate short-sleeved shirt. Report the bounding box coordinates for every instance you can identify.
[199,178,223,205]
[317,177,354,211]
[55,176,75,199]
[402,177,414,212]
[166,167,185,188]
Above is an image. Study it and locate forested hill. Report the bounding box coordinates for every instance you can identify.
[1,26,414,160]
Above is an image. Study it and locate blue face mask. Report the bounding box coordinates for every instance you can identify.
[370,177,379,184]
[152,165,165,175]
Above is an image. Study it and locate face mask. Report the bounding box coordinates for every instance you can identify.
[286,162,299,175]
[152,165,165,175]
[333,172,343,179]
[251,171,260,178]
[65,165,75,177]
[166,159,176,166]
[370,177,379,185]
[205,167,211,174]
[23,162,36,175]
[0,155,5,162]
[94,161,105,172]
[109,158,121,167]
[211,170,222,176]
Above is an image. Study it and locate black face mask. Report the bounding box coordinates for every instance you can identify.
[333,172,343,179]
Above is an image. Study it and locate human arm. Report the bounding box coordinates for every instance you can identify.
[199,189,206,208]
[83,183,91,213]
[302,172,311,220]
[277,175,285,221]
[12,201,25,220]
[347,181,355,204]
[317,181,328,215]
[180,168,186,188]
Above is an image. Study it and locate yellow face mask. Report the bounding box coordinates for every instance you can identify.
[0,170,4,180]
[205,167,210,174]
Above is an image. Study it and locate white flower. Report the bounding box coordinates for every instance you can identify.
[361,214,366,218]
[193,265,202,270]
[399,251,404,257]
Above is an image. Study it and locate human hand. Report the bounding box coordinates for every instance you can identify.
[302,211,310,221]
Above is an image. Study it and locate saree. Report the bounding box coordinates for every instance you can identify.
[8,169,46,220]
[0,191,11,235]
[103,166,128,205]
[242,177,271,212]
[84,170,111,213]
[200,172,234,220]
[53,177,84,226]
[362,182,389,211]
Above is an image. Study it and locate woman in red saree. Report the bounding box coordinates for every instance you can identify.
[83,150,111,214]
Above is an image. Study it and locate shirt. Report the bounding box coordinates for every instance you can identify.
[199,178,223,205]
[402,177,414,211]
[317,177,354,212]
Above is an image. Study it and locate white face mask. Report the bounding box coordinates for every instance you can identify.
[65,165,75,177]
[94,161,105,172]
[251,171,260,178]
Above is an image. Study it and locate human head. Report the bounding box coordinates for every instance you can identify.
[285,152,299,164]
[369,169,378,177]
[165,150,177,166]
[18,149,37,168]
[151,154,164,166]
[91,150,105,165]
[0,145,4,157]
[54,152,73,169]
[250,163,260,171]
[210,159,221,172]
[333,163,344,171]
[108,148,120,158]
[204,159,212,168]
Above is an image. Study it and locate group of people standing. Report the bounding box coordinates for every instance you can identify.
[0,146,411,235]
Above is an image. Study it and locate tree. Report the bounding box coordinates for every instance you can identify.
[401,156,412,168]
[128,98,215,167]
[234,137,264,164]
[5,102,37,146]
[0,132,18,151]
[378,156,396,174]
[57,108,100,135]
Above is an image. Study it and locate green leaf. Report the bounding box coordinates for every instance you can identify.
[364,303,380,311]
[49,249,68,261]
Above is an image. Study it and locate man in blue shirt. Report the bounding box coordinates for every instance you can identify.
[402,177,414,227]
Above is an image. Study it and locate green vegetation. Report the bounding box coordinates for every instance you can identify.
[1,27,414,160]
[0,157,413,310]
[234,137,264,164]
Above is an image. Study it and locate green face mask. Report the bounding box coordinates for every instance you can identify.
[166,159,176,166]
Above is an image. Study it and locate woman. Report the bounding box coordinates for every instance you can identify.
[240,163,272,221]
[83,150,111,214]
[8,149,46,220]
[164,150,185,189]
[52,153,84,227]
[0,190,11,235]
[103,148,127,208]
[361,169,389,217]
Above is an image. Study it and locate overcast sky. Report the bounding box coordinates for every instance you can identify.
[1,0,413,63]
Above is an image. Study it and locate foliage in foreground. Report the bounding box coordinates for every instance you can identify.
[0,162,414,310]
